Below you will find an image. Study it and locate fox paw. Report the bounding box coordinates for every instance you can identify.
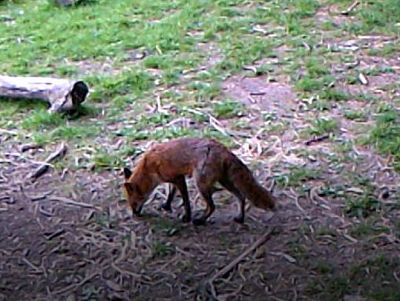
[181,215,191,223]
[160,203,172,212]
[192,218,206,226]
[234,216,244,224]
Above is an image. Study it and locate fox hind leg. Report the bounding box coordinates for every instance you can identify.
[219,178,246,224]
[192,169,217,225]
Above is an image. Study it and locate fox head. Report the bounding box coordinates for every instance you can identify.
[123,167,146,216]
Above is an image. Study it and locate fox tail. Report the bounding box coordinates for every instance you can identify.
[228,158,276,211]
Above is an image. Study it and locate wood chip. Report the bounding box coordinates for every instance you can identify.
[358,72,368,85]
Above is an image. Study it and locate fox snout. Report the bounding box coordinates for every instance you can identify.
[130,203,144,217]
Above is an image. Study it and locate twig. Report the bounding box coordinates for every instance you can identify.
[21,257,42,273]
[49,196,101,210]
[28,142,68,180]
[243,65,257,73]
[111,262,142,278]
[44,228,65,240]
[248,94,257,104]
[53,272,99,295]
[249,91,266,96]
[208,115,240,144]
[305,134,329,146]
[304,135,330,147]
[19,185,53,202]
[209,227,275,283]
[294,196,306,213]
[0,129,18,136]
[155,95,168,114]
[20,143,41,152]
[341,1,360,15]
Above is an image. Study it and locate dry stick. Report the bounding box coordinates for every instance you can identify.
[29,142,68,180]
[0,129,18,136]
[304,134,329,146]
[21,257,42,273]
[53,272,99,295]
[20,143,41,152]
[20,185,53,202]
[341,1,360,15]
[209,227,275,284]
[49,196,101,210]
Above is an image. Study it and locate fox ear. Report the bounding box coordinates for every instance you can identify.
[123,167,132,180]
[124,182,134,193]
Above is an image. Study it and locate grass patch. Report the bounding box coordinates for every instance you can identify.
[320,89,349,102]
[92,149,124,171]
[50,125,100,140]
[151,219,183,237]
[307,118,338,136]
[21,110,65,130]
[275,166,321,188]
[212,99,244,118]
[345,194,381,218]
[367,109,400,171]
[295,75,334,92]
[350,219,389,238]
[306,254,400,301]
[151,241,174,258]
[368,43,400,57]
[86,70,153,102]
[344,110,367,121]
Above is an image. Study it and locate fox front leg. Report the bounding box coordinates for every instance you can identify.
[161,184,176,212]
[173,176,191,223]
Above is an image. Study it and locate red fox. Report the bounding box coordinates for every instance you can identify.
[123,137,276,225]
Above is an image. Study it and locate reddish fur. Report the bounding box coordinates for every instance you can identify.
[123,137,276,224]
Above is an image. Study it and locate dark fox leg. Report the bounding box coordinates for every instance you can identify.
[193,189,215,226]
[219,178,246,223]
[172,176,192,223]
[193,170,217,226]
[161,184,176,212]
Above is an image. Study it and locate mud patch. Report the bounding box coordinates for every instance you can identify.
[315,5,358,27]
[197,42,224,70]
[70,58,118,76]
[222,75,297,114]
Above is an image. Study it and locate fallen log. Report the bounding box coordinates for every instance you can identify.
[0,75,89,113]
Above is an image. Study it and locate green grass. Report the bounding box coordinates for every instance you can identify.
[368,43,400,57]
[86,70,154,103]
[350,219,390,238]
[21,110,65,130]
[151,241,174,258]
[275,166,321,188]
[307,117,338,136]
[368,109,400,171]
[306,254,400,301]
[92,148,125,170]
[344,110,367,121]
[345,194,381,218]
[212,99,244,118]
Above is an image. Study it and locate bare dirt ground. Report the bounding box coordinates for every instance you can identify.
[1,72,399,301]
